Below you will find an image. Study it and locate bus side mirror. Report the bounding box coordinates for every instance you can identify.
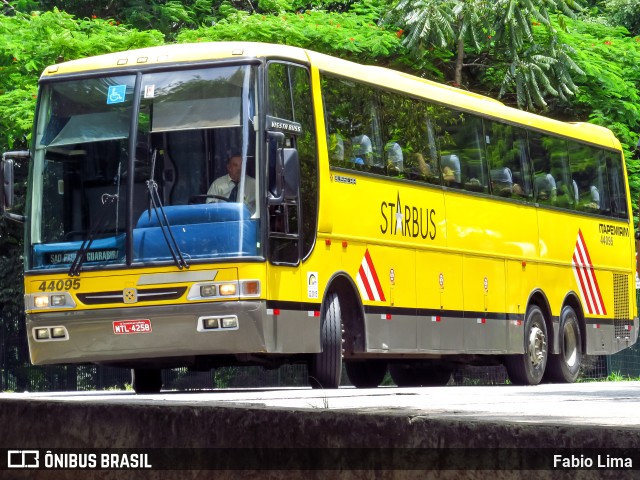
[267,131,285,202]
[2,158,15,210]
[1,150,29,222]
[268,132,300,205]
[282,148,300,201]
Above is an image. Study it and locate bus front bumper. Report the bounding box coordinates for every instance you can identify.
[26,301,321,366]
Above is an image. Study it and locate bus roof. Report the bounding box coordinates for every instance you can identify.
[41,41,621,151]
[40,41,310,77]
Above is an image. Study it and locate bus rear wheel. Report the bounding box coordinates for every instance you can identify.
[545,306,582,383]
[505,305,548,385]
[389,363,452,387]
[345,361,387,388]
[308,292,342,389]
[131,368,163,394]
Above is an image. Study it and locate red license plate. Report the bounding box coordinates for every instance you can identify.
[113,319,152,334]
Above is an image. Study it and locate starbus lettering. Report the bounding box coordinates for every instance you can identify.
[380,192,436,240]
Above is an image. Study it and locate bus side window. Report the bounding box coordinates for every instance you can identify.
[568,142,607,213]
[529,131,572,206]
[378,92,406,178]
[328,133,345,166]
[438,110,487,192]
[379,91,443,185]
[385,141,404,175]
[441,154,461,185]
[322,75,383,175]
[351,134,373,166]
[485,120,529,198]
[547,138,574,209]
[606,151,628,219]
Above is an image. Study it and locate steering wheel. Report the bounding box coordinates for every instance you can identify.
[188,194,231,204]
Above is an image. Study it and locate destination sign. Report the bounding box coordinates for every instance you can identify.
[47,249,120,265]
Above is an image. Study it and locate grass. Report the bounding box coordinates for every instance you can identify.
[579,371,640,382]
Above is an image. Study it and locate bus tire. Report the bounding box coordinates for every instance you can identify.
[389,363,452,387]
[505,305,548,385]
[545,306,582,383]
[131,368,163,394]
[308,292,342,389]
[345,361,387,388]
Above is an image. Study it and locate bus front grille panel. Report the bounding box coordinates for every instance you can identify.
[77,287,187,305]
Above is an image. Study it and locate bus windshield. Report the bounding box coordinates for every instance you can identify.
[28,64,261,271]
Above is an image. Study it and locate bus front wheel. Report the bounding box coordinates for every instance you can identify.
[545,306,582,383]
[308,292,342,389]
[505,305,548,385]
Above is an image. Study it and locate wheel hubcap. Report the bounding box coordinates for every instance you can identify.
[528,325,547,368]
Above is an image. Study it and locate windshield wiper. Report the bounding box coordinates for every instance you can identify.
[145,149,189,270]
[68,193,119,277]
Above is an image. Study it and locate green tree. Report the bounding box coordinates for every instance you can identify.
[385,0,584,110]
[18,0,216,39]
[0,8,163,150]
[548,16,640,214]
[602,0,640,36]
[177,1,407,66]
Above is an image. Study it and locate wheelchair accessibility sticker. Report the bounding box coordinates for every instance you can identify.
[107,85,127,104]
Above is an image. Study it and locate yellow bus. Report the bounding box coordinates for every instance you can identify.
[2,42,637,393]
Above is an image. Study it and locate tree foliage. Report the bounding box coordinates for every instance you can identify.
[0,7,163,149]
[178,1,405,65]
[551,17,640,211]
[384,0,585,110]
[13,0,216,39]
[602,0,640,36]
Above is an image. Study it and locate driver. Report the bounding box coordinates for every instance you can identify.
[207,154,256,213]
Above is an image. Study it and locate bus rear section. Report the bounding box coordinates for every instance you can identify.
[312,56,638,387]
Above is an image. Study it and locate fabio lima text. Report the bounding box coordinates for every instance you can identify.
[554,454,632,468]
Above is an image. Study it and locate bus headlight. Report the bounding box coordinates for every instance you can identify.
[218,283,237,296]
[35,328,50,340]
[51,327,67,338]
[30,292,76,310]
[197,316,238,332]
[221,317,238,329]
[33,326,68,341]
[51,295,66,307]
[188,280,257,300]
[200,284,217,297]
[34,295,49,308]
[203,318,219,329]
